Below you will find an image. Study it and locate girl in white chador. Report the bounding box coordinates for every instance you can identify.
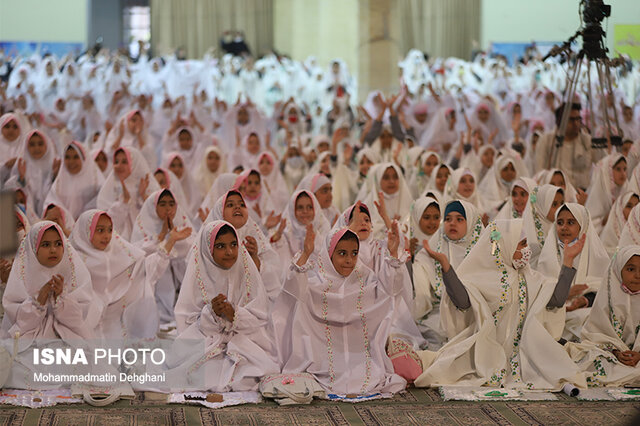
[1,221,102,389]
[274,225,408,395]
[414,219,587,390]
[537,203,610,340]
[69,210,190,340]
[521,184,565,268]
[168,220,279,392]
[207,190,282,301]
[565,245,640,386]
[599,191,640,257]
[413,200,484,349]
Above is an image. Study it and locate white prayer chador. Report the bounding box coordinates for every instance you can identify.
[0,113,23,165]
[200,173,239,214]
[274,228,407,395]
[538,168,578,203]
[298,172,340,224]
[600,191,639,257]
[208,191,282,300]
[131,189,195,323]
[585,153,627,234]
[168,221,278,392]
[521,184,563,268]
[410,196,441,248]
[361,163,413,239]
[97,147,160,241]
[154,167,189,212]
[619,204,640,247]
[1,221,102,389]
[194,146,227,197]
[273,189,331,271]
[444,168,483,212]
[45,141,104,219]
[537,203,610,340]
[6,129,57,216]
[495,177,537,220]
[565,245,640,386]
[257,151,289,208]
[69,210,167,340]
[415,219,586,390]
[478,155,519,216]
[413,200,484,347]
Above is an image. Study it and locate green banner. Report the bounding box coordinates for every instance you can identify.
[614,24,640,59]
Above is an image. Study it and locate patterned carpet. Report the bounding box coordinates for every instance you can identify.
[1,388,639,425]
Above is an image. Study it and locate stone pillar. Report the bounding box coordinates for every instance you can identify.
[356,0,402,102]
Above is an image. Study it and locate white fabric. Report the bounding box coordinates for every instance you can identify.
[600,191,639,257]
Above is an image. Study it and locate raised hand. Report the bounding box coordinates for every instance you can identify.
[373,191,392,230]
[302,224,315,257]
[563,234,586,267]
[139,175,150,200]
[423,239,450,272]
[244,235,259,257]
[120,179,131,204]
[37,281,52,306]
[51,274,64,300]
[576,189,588,205]
[265,211,280,229]
[271,218,287,243]
[198,207,210,223]
[169,226,192,242]
[17,158,26,180]
[0,259,12,283]
[387,221,400,259]
[4,157,16,169]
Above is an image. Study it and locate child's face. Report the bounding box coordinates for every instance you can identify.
[612,159,627,187]
[550,172,565,188]
[1,119,19,142]
[380,167,399,195]
[480,148,494,168]
[178,131,193,151]
[64,147,82,175]
[319,155,331,175]
[258,156,273,177]
[91,214,113,250]
[169,157,184,179]
[621,255,640,293]
[212,231,238,269]
[500,162,516,183]
[511,185,529,215]
[223,194,248,229]
[113,151,131,180]
[207,151,221,174]
[423,154,438,176]
[156,194,177,221]
[546,191,564,222]
[37,227,64,267]
[331,238,359,277]
[349,211,371,241]
[247,135,260,154]
[623,195,640,221]
[420,205,440,236]
[245,174,261,198]
[27,133,47,160]
[315,183,333,209]
[435,166,449,192]
[457,174,475,198]
[95,151,108,172]
[127,113,143,133]
[556,209,580,242]
[295,195,314,225]
[154,171,168,189]
[444,212,466,241]
[359,156,373,176]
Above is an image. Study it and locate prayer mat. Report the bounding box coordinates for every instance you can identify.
[439,386,558,401]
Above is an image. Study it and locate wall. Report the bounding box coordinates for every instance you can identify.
[481,0,640,54]
[0,0,88,43]
[87,0,123,50]
[274,0,359,84]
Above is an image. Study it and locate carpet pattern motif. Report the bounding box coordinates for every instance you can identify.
[1,389,639,425]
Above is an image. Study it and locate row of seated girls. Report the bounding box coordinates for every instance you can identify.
[0,95,639,395]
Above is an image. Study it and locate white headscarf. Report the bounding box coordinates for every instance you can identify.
[0,113,24,161]
[619,204,640,247]
[445,167,483,211]
[45,141,104,219]
[600,191,639,257]
[174,220,268,334]
[200,172,239,213]
[586,153,627,233]
[194,146,227,197]
[361,163,413,237]
[131,188,194,257]
[410,196,441,245]
[495,177,537,220]
[1,221,101,345]
[521,184,564,267]
[478,154,519,214]
[281,189,331,257]
[537,203,610,292]
[163,152,202,215]
[538,168,578,203]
